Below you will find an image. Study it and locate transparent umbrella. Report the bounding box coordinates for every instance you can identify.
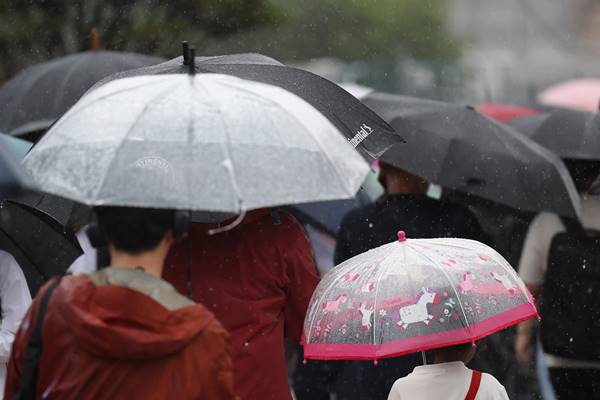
[24,73,369,212]
[303,232,538,361]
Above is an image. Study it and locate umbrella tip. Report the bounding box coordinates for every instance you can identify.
[188,47,195,76]
[182,41,189,65]
[90,28,101,50]
[397,231,407,242]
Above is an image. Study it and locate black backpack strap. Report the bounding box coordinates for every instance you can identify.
[96,247,111,270]
[270,209,282,226]
[13,278,61,400]
[559,216,585,233]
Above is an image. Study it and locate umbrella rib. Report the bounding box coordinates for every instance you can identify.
[217,79,362,197]
[29,78,171,152]
[194,79,244,213]
[281,103,360,198]
[92,81,180,201]
[431,238,533,303]
[53,52,90,116]
[305,253,371,344]
[372,243,400,347]
[0,225,48,281]
[484,115,577,201]
[3,63,53,132]
[409,242,473,338]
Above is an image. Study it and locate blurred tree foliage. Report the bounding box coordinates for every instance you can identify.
[0,0,458,81]
[204,0,459,61]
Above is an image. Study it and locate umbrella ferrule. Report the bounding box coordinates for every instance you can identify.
[188,47,195,76]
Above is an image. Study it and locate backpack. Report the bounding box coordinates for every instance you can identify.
[540,217,600,360]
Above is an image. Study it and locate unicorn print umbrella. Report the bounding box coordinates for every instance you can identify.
[302,232,538,361]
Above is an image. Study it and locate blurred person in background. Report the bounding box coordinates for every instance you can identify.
[444,191,540,400]
[294,162,487,400]
[0,251,31,397]
[164,208,320,400]
[515,159,600,399]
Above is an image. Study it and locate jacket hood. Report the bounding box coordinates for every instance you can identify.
[57,268,214,360]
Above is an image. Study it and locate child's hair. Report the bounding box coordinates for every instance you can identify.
[432,342,475,362]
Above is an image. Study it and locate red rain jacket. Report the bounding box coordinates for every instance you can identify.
[5,268,236,400]
[164,209,320,400]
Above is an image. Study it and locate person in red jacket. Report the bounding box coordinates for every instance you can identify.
[164,209,320,400]
[5,206,236,400]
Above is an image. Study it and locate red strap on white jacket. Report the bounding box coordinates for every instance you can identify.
[464,370,482,400]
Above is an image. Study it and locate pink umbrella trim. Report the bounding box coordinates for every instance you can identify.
[303,302,537,360]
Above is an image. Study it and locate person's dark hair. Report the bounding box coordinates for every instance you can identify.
[95,206,175,254]
[431,342,475,363]
[563,159,600,193]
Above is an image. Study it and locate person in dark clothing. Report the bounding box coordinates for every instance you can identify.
[293,162,487,400]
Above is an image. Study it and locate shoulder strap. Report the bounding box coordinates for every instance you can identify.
[270,209,282,226]
[13,278,61,400]
[559,216,584,233]
[464,370,482,400]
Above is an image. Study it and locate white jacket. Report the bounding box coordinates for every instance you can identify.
[388,361,509,400]
[0,250,31,397]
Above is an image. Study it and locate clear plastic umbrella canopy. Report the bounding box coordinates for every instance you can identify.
[24,74,369,212]
[303,233,538,361]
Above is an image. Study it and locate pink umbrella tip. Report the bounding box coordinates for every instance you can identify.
[397,231,407,242]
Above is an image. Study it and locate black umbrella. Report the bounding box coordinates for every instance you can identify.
[288,190,373,237]
[93,45,404,161]
[508,109,600,160]
[357,91,581,218]
[0,144,30,197]
[0,199,82,295]
[13,191,91,230]
[0,50,164,139]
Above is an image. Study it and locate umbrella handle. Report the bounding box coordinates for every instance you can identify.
[207,209,246,235]
[421,351,427,365]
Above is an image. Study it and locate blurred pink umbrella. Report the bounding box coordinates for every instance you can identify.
[538,78,600,112]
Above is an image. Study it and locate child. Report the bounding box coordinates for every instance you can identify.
[387,343,509,400]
